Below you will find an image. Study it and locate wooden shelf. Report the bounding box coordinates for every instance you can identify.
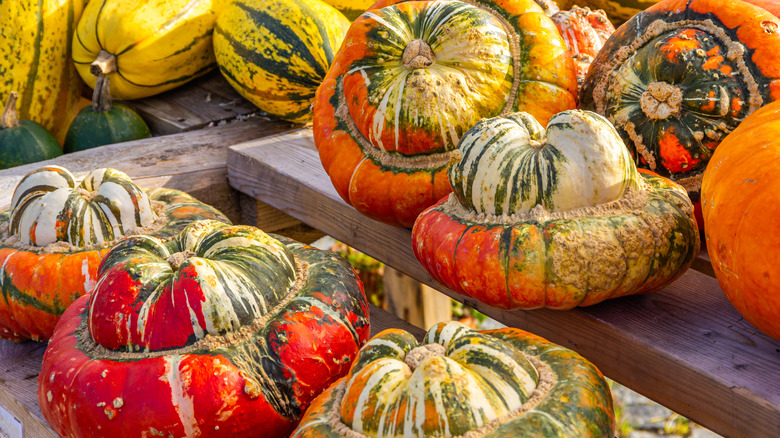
[227,128,780,438]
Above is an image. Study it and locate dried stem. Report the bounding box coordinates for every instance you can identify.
[1,91,20,129]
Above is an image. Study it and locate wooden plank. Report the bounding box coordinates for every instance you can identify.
[122,71,262,136]
[0,341,54,437]
[227,129,780,438]
[384,267,453,329]
[0,117,298,224]
[0,304,420,436]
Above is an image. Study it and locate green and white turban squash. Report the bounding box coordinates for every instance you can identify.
[412,110,700,309]
[291,321,616,437]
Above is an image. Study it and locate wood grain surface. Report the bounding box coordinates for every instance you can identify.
[227,129,780,438]
[123,71,260,135]
[0,117,298,223]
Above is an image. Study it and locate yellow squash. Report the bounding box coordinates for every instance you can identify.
[321,0,376,19]
[0,0,86,143]
[73,0,230,100]
[213,0,350,123]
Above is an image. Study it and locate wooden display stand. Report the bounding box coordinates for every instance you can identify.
[227,128,780,438]
[0,72,778,437]
[0,73,429,437]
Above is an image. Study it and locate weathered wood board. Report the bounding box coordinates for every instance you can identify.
[0,117,298,223]
[106,71,261,136]
[0,304,423,437]
[227,129,780,438]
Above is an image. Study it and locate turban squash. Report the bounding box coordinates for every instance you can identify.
[412,110,700,310]
[701,101,780,342]
[38,220,370,437]
[291,321,615,437]
[313,0,577,227]
[579,0,780,222]
[0,166,229,342]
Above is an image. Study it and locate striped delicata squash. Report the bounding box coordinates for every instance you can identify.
[73,0,230,100]
[0,0,86,143]
[213,0,350,123]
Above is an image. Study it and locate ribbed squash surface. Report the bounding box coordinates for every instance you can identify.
[38,220,370,437]
[579,0,780,204]
[213,0,350,123]
[0,0,85,142]
[292,321,615,437]
[412,110,700,309]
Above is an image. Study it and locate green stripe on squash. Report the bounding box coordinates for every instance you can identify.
[213,0,350,123]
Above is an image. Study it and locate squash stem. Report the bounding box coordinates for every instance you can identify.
[92,75,113,112]
[90,50,117,76]
[0,91,20,129]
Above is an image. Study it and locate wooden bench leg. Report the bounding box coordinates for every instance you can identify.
[384,267,452,330]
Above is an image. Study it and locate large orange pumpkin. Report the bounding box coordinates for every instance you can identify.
[701,101,780,341]
[313,0,577,227]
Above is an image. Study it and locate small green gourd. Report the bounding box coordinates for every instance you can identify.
[0,91,62,170]
[63,75,151,153]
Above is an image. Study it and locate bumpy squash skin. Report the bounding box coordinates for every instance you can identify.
[554,0,660,25]
[0,168,230,342]
[292,322,615,437]
[550,6,615,88]
[73,0,229,100]
[213,0,350,124]
[38,221,370,437]
[63,104,151,153]
[0,0,85,143]
[412,111,699,310]
[314,0,577,228]
[701,101,780,342]
[579,0,780,208]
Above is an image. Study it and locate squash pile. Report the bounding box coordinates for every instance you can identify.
[0,0,774,435]
[0,166,229,341]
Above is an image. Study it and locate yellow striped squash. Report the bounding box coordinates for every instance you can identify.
[0,0,85,143]
[321,0,376,20]
[213,0,350,124]
[72,0,230,100]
